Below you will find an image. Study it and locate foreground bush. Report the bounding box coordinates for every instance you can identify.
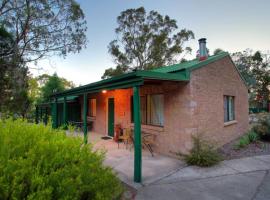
[184,135,222,167]
[0,119,122,200]
[253,115,270,141]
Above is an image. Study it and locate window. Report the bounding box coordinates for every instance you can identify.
[224,96,235,122]
[88,99,96,117]
[131,94,164,126]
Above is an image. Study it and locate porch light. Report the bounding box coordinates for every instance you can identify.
[102,90,107,94]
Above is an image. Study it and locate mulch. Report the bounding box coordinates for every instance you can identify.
[218,139,270,160]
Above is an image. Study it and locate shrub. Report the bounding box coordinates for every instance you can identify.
[247,130,259,142]
[184,135,222,167]
[234,130,259,149]
[0,119,123,200]
[253,115,270,141]
[235,135,250,149]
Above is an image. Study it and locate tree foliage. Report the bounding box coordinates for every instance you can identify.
[232,50,270,108]
[0,27,30,118]
[102,7,194,79]
[39,73,74,103]
[213,48,224,55]
[0,0,87,63]
[0,0,85,118]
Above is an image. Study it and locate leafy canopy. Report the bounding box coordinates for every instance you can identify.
[0,27,30,118]
[0,0,87,63]
[232,50,270,108]
[102,7,194,79]
[40,73,73,103]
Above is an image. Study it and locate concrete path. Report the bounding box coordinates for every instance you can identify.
[88,132,185,188]
[136,155,270,200]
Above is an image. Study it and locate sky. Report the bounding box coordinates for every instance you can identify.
[29,0,270,86]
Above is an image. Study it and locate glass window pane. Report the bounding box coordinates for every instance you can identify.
[140,96,147,124]
[224,96,235,122]
[88,99,96,117]
[148,94,164,126]
[229,97,235,120]
[224,96,228,122]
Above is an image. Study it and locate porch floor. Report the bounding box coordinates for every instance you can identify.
[86,132,186,188]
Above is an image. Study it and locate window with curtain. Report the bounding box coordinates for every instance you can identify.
[131,94,164,126]
[147,94,164,126]
[224,96,235,122]
[88,99,96,117]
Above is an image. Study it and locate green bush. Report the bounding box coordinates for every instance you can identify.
[0,119,123,200]
[253,115,270,141]
[247,130,259,142]
[234,130,259,149]
[184,135,222,167]
[235,135,250,149]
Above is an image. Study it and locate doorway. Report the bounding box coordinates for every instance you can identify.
[108,98,114,137]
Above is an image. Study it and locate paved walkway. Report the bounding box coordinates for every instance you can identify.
[136,155,270,200]
[87,132,185,188]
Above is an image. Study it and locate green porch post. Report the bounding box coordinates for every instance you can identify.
[83,93,88,144]
[133,86,142,183]
[35,106,39,124]
[40,107,43,124]
[63,97,67,129]
[52,98,58,129]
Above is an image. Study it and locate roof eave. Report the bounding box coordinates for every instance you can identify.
[51,70,188,98]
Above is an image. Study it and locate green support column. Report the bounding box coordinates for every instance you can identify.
[133,86,142,183]
[52,98,58,129]
[63,97,67,129]
[35,106,39,124]
[83,93,88,144]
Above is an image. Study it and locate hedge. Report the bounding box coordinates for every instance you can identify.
[0,119,122,200]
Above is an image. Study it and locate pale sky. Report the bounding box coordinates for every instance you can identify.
[29,0,270,86]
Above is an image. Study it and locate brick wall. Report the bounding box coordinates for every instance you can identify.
[189,56,249,148]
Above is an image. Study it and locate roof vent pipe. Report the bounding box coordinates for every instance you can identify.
[198,38,208,61]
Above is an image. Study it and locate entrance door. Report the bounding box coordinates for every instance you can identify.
[108,98,114,137]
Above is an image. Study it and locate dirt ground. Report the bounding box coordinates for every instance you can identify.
[219,139,270,160]
[219,112,270,160]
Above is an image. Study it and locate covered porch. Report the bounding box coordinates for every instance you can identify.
[84,131,185,186]
[47,70,188,183]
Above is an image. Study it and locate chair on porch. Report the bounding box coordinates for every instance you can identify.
[129,129,155,157]
[118,128,133,149]
[142,133,155,157]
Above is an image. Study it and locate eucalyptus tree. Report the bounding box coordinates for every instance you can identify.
[102,7,194,79]
[0,0,86,117]
[232,50,270,108]
[0,0,87,63]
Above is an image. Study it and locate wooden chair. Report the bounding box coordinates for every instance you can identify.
[118,128,132,149]
[142,133,155,157]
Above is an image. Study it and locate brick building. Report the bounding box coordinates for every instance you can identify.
[37,38,249,182]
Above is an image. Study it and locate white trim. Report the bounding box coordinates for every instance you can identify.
[224,120,237,127]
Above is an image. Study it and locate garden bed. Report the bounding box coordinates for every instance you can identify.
[219,138,270,160]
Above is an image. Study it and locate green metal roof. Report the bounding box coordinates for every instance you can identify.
[152,52,230,73]
[51,52,232,98]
